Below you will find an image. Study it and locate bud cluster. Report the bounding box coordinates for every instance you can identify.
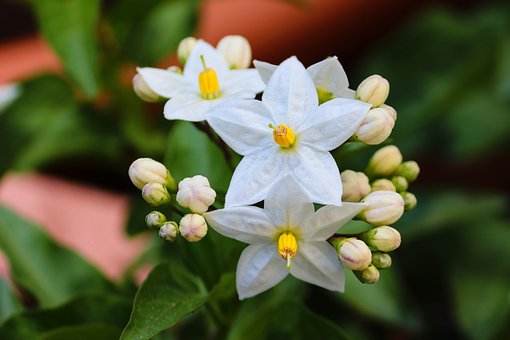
[332,145,419,284]
[354,75,396,145]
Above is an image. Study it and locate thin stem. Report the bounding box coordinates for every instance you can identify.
[193,122,235,171]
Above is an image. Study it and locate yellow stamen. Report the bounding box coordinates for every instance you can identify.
[272,124,296,149]
[198,55,221,99]
[277,231,298,268]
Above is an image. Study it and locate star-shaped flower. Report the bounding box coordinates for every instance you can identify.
[204,176,366,299]
[254,56,355,103]
[136,40,265,122]
[207,56,370,207]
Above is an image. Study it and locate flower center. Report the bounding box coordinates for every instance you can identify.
[271,124,296,149]
[277,231,298,268]
[198,55,221,100]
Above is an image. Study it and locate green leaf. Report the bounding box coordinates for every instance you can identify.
[337,220,372,235]
[0,279,22,325]
[39,323,122,340]
[120,262,208,340]
[0,76,121,176]
[128,0,199,64]
[0,206,113,308]
[340,270,419,329]
[0,294,131,340]
[165,122,232,192]
[297,306,350,340]
[29,0,100,96]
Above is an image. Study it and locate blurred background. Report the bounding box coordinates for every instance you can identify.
[0,0,509,339]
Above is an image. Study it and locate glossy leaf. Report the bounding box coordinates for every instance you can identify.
[0,279,22,324]
[0,206,113,308]
[39,323,122,340]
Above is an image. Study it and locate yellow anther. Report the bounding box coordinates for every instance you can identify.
[277,231,298,268]
[272,124,296,149]
[198,55,221,100]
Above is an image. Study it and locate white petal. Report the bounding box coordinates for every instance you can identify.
[204,207,276,244]
[137,67,191,98]
[223,69,265,96]
[302,202,367,241]
[298,98,370,151]
[290,146,342,206]
[306,57,350,97]
[262,56,318,128]
[338,88,356,99]
[253,60,277,84]
[236,243,288,299]
[264,175,314,227]
[206,99,274,155]
[163,94,218,122]
[225,147,285,207]
[291,241,344,292]
[183,40,229,84]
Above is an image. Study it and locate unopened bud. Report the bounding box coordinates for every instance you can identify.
[177,37,197,64]
[356,75,390,107]
[142,183,171,206]
[401,192,417,211]
[217,35,252,69]
[380,104,397,122]
[366,145,402,177]
[129,158,176,190]
[360,191,404,225]
[145,211,166,229]
[355,264,380,284]
[159,221,179,241]
[361,226,401,252]
[395,161,420,182]
[176,175,216,213]
[371,179,396,192]
[355,108,394,145]
[133,74,160,102]
[341,170,370,202]
[332,237,372,270]
[391,176,408,192]
[371,252,392,269]
[179,214,208,242]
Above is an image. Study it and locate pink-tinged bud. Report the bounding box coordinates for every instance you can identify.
[341,170,370,202]
[179,214,208,242]
[176,175,216,214]
[355,108,394,145]
[361,226,401,252]
[145,211,166,229]
[128,158,176,190]
[333,237,372,270]
[159,221,179,242]
[360,191,404,225]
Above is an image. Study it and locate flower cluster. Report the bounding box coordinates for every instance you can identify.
[129,35,419,299]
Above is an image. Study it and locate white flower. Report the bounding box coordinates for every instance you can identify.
[254,56,355,101]
[204,176,366,299]
[136,40,265,122]
[176,175,216,214]
[217,35,252,69]
[207,57,370,207]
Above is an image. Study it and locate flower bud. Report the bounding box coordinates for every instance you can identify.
[341,170,370,202]
[133,74,160,103]
[380,104,397,122]
[129,158,176,190]
[355,108,394,145]
[176,175,216,213]
[159,221,179,241]
[366,145,402,177]
[391,176,408,192]
[179,214,207,242]
[217,35,252,69]
[356,74,390,107]
[371,252,392,269]
[177,37,197,64]
[401,191,417,211]
[360,191,404,225]
[361,226,401,252]
[332,237,372,270]
[395,161,420,182]
[142,183,171,206]
[355,264,380,284]
[371,179,396,192]
[145,211,166,229]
